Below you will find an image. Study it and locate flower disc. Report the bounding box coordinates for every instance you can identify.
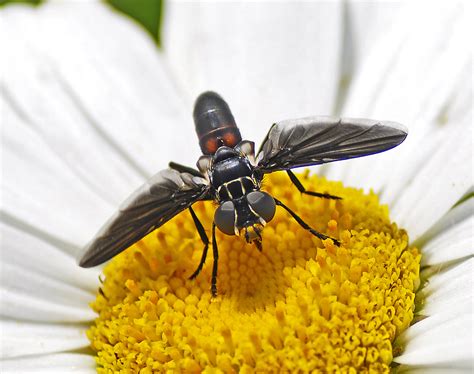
[88,171,420,373]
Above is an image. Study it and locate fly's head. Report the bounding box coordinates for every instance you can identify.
[214,191,276,249]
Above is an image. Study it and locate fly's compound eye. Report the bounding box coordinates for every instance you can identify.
[246,191,276,223]
[214,201,236,236]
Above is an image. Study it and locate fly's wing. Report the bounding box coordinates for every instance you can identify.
[78,169,210,268]
[256,116,407,173]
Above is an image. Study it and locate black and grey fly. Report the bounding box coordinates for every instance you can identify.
[79,91,407,296]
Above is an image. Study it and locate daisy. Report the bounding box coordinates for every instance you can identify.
[1,1,472,373]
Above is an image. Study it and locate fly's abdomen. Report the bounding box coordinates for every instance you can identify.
[193,91,242,155]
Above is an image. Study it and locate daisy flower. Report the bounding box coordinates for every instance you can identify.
[1,1,472,373]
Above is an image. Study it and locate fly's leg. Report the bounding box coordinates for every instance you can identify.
[169,161,203,178]
[274,198,341,246]
[188,206,210,280]
[211,223,219,297]
[287,170,341,200]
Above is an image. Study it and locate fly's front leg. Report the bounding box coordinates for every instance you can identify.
[188,206,210,280]
[211,223,219,297]
[274,198,341,246]
[286,170,341,200]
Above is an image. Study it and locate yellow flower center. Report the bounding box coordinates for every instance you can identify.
[87,171,420,373]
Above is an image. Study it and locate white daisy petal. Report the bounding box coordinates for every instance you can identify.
[0,320,89,359]
[0,222,99,292]
[1,2,192,183]
[0,353,95,373]
[163,1,344,143]
[0,288,95,323]
[1,0,201,268]
[326,2,472,240]
[396,367,473,373]
[343,1,406,71]
[0,222,97,322]
[1,56,143,207]
[1,106,114,247]
[1,262,93,309]
[418,199,474,266]
[342,2,469,123]
[0,4,141,207]
[329,1,406,116]
[394,313,473,368]
[389,107,472,240]
[419,258,473,317]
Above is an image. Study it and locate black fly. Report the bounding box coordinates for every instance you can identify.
[79,91,407,296]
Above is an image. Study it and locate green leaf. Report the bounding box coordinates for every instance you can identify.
[0,0,42,6]
[106,0,162,45]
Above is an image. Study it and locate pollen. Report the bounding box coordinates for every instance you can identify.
[87,171,421,373]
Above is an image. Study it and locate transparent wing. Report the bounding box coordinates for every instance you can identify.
[256,116,407,173]
[78,169,210,267]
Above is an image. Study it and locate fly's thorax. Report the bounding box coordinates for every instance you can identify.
[216,176,256,201]
[210,152,256,201]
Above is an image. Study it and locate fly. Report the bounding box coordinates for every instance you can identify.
[78,91,407,296]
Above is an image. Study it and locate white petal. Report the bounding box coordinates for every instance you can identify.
[1,39,143,207]
[325,2,472,239]
[2,262,93,308]
[0,353,95,373]
[1,107,114,247]
[393,313,473,367]
[419,258,473,317]
[0,224,97,322]
[342,2,469,122]
[396,367,473,374]
[1,222,99,292]
[329,1,406,117]
[1,1,191,182]
[1,1,196,250]
[0,223,97,322]
[343,1,406,71]
[0,320,89,359]
[389,106,472,240]
[0,288,95,323]
[163,1,344,144]
[417,199,474,266]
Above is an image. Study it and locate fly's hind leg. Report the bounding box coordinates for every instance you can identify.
[211,223,219,297]
[287,170,341,200]
[188,206,219,297]
[188,206,210,280]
